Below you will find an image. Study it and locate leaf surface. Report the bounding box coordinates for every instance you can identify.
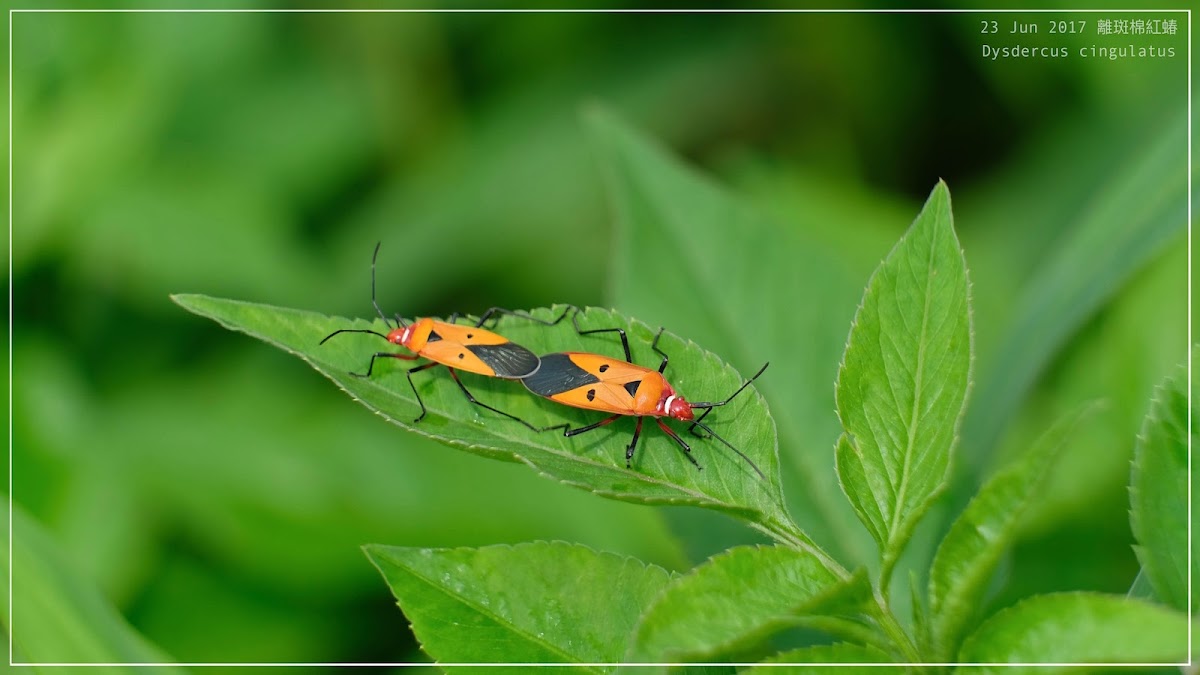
[746,642,898,672]
[957,592,1188,669]
[365,542,670,671]
[4,503,182,669]
[628,546,868,662]
[833,181,972,586]
[173,295,792,534]
[1130,356,1195,612]
[927,406,1091,660]
[587,109,873,562]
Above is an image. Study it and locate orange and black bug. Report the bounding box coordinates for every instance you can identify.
[321,243,567,428]
[523,313,768,477]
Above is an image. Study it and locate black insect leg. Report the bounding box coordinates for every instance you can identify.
[476,305,577,329]
[349,351,419,378]
[405,361,441,423]
[571,311,633,362]
[624,417,645,468]
[562,413,622,438]
[650,328,670,374]
[446,369,542,431]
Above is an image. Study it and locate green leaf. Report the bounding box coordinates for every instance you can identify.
[957,592,1188,668]
[172,295,794,537]
[628,546,869,663]
[927,405,1092,661]
[746,643,898,672]
[586,108,874,564]
[834,181,972,588]
[909,569,930,655]
[1130,355,1195,613]
[4,502,183,670]
[364,542,670,669]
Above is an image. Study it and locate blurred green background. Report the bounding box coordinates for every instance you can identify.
[8,6,1190,668]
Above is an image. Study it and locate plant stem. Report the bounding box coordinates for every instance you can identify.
[879,548,898,597]
[754,516,851,581]
[869,589,922,664]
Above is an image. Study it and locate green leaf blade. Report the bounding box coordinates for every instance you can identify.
[586,108,874,563]
[364,542,671,669]
[6,503,183,669]
[834,181,972,584]
[746,643,898,672]
[927,406,1092,660]
[172,295,789,531]
[628,546,869,663]
[957,592,1188,668]
[1130,355,1194,613]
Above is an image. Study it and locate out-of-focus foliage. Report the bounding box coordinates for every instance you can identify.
[1130,353,1196,615]
[10,7,1187,666]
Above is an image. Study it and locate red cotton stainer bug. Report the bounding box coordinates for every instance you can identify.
[521,310,768,478]
[320,243,567,429]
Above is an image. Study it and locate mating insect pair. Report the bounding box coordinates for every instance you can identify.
[321,244,768,478]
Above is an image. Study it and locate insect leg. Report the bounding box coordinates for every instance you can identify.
[650,327,670,374]
[350,351,419,378]
[446,369,542,431]
[572,311,632,362]
[655,419,701,470]
[405,361,442,423]
[562,413,622,438]
[624,417,645,468]
[475,305,577,329]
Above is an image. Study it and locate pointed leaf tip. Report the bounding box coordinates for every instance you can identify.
[175,295,793,534]
[834,182,972,587]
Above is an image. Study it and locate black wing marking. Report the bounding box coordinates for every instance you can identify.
[467,342,540,379]
[522,353,600,396]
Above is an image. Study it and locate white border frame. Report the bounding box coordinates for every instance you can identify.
[7,6,1190,667]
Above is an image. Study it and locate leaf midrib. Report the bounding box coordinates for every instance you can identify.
[395,558,604,670]
[326,357,765,513]
[887,219,939,547]
[176,294,781,522]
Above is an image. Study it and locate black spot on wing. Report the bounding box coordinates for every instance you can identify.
[623,381,641,397]
[428,330,442,342]
[467,342,539,378]
[523,353,600,397]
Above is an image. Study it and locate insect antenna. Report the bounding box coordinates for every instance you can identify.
[689,362,770,433]
[319,328,390,345]
[691,419,765,480]
[366,241,401,330]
